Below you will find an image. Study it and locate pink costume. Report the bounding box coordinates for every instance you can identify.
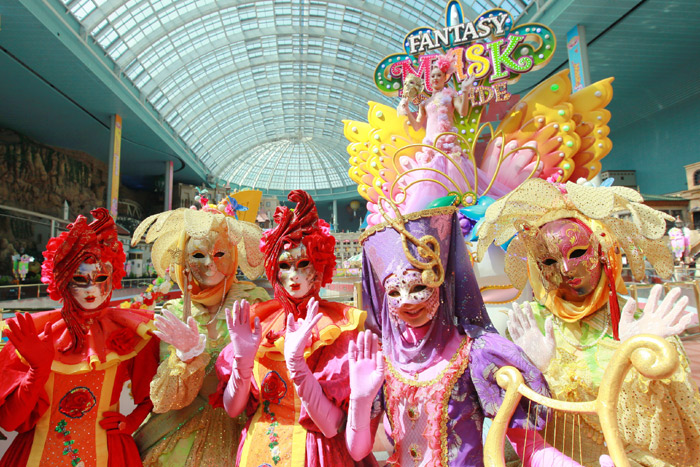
[212,190,377,466]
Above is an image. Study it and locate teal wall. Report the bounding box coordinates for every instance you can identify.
[604,93,700,195]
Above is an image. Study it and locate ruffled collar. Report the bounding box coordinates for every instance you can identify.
[25,307,155,374]
[251,299,365,361]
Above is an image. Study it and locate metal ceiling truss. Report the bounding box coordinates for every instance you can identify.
[59,0,528,194]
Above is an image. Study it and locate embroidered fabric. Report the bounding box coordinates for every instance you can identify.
[384,337,472,467]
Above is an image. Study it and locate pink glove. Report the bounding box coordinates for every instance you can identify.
[153,310,206,362]
[222,300,261,418]
[508,428,615,466]
[346,330,385,461]
[283,297,344,438]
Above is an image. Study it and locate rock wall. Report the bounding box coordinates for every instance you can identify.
[0,128,108,219]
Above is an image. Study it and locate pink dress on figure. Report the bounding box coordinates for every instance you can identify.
[398,88,511,213]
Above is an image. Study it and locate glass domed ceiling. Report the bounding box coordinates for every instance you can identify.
[59,0,528,194]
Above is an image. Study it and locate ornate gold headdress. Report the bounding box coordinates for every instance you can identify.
[131,207,265,281]
[476,178,674,289]
[360,199,451,288]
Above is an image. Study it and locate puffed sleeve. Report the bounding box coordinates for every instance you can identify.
[148,300,211,413]
[614,337,700,465]
[469,332,550,430]
[298,330,356,431]
[209,342,259,416]
[150,347,211,413]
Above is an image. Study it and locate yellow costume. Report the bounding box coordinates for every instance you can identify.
[130,206,269,467]
[478,178,700,466]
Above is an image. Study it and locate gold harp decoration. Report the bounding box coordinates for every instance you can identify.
[483,334,679,467]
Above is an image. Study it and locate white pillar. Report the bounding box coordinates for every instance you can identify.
[164,161,174,211]
[333,200,338,232]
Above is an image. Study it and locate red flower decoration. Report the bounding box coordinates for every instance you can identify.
[261,371,287,404]
[59,386,96,419]
[106,328,141,355]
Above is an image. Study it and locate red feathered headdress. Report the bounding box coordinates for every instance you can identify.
[41,208,126,352]
[260,190,336,319]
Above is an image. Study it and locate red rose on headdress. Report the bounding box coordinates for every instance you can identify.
[106,328,141,355]
[261,371,287,404]
[59,387,96,418]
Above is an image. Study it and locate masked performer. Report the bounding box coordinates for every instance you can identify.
[130,202,269,466]
[477,178,700,466]
[0,208,159,467]
[347,202,603,466]
[213,190,374,466]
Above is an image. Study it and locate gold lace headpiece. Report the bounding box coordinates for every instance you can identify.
[131,207,265,281]
[476,178,674,289]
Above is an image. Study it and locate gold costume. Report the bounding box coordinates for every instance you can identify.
[531,303,700,466]
[478,179,700,466]
[131,205,269,467]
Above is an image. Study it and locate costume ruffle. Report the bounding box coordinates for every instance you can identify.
[13,308,155,375]
[252,299,365,362]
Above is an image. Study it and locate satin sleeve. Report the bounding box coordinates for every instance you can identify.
[469,332,550,430]
[298,330,356,432]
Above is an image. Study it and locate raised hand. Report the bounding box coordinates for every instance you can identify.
[5,312,54,371]
[460,72,477,89]
[154,310,205,361]
[507,302,555,373]
[282,297,344,437]
[284,297,323,368]
[224,300,261,362]
[349,330,385,403]
[619,285,693,341]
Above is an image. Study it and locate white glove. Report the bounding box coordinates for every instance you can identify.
[619,285,693,341]
[508,302,556,373]
[154,310,206,362]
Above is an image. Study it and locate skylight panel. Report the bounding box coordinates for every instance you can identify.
[60,0,490,191]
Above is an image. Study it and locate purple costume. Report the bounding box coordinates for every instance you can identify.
[361,207,549,466]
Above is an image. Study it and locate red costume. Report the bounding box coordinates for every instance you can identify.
[0,208,159,467]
